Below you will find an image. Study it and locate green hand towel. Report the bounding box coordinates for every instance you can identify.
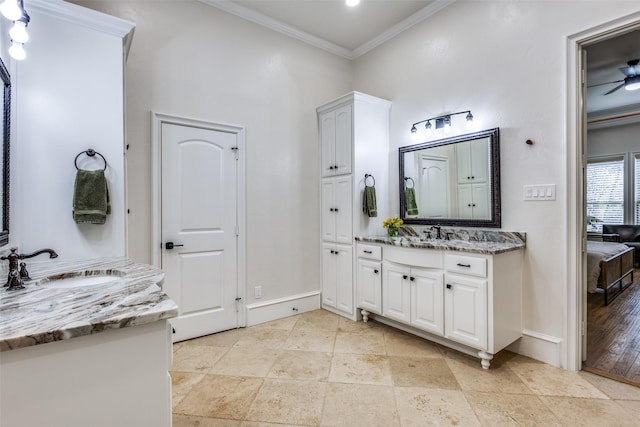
[73,169,111,224]
[406,187,419,216]
[363,185,377,218]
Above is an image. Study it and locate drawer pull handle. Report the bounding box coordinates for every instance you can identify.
[363,250,373,254]
[374,269,379,274]
[446,284,452,289]
[457,263,471,268]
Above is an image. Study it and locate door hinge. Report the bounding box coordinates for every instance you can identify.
[235,224,239,236]
[231,146,239,160]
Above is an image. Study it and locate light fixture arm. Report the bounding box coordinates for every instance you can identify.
[410,110,473,129]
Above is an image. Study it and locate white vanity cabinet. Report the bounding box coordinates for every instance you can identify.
[357,242,523,369]
[318,92,391,320]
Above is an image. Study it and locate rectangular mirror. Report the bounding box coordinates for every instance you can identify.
[0,57,9,246]
[399,128,501,228]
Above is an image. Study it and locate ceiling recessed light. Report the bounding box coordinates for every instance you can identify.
[346,0,360,6]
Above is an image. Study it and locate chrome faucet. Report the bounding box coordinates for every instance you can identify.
[2,248,59,291]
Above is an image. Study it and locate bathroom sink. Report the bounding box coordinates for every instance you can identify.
[39,271,124,289]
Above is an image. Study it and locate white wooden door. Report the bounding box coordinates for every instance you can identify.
[420,156,450,218]
[411,268,444,335]
[321,179,337,242]
[322,243,337,308]
[320,111,336,177]
[335,244,354,315]
[357,258,382,314]
[161,122,239,342]
[444,274,487,350]
[334,176,353,244]
[334,105,352,176]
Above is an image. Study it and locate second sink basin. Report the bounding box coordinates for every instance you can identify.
[37,270,125,289]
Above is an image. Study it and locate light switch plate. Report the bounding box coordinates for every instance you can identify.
[524,184,556,201]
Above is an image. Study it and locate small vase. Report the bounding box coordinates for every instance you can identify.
[388,227,398,238]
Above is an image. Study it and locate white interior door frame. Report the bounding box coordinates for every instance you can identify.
[565,12,640,371]
[151,112,246,327]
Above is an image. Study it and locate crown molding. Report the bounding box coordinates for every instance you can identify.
[27,0,135,59]
[201,0,454,60]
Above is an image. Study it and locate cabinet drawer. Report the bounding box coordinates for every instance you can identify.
[445,253,487,278]
[357,244,381,260]
[384,245,442,269]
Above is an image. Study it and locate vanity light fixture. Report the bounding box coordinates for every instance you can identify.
[409,110,474,138]
[3,0,29,61]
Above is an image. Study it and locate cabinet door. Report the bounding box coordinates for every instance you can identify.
[357,259,382,314]
[411,268,444,335]
[471,183,490,219]
[334,176,353,244]
[456,141,472,184]
[335,245,354,315]
[457,184,474,219]
[469,137,489,183]
[321,243,337,308]
[334,105,352,176]
[321,179,336,242]
[383,262,411,324]
[320,111,336,178]
[444,274,487,350]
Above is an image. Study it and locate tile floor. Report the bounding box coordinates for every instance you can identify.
[170,309,640,426]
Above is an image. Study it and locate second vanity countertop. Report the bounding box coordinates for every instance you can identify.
[0,257,178,352]
[356,235,525,255]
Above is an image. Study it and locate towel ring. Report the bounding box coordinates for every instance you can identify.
[364,174,375,187]
[75,149,108,171]
[404,177,415,188]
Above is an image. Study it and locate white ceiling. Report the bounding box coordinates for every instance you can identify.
[202,0,638,115]
[201,0,453,59]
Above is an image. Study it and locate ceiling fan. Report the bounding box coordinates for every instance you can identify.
[589,59,640,95]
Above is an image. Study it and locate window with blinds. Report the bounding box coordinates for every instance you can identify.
[586,157,624,233]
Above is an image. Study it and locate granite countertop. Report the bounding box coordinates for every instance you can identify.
[356,236,525,254]
[0,257,178,352]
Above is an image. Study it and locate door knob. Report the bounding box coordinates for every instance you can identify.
[165,242,184,250]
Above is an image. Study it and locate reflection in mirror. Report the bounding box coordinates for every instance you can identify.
[0,57,9,246]
[399,128,500,228]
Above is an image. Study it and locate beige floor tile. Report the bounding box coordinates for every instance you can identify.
[508,360,610,398]
[174,374,263,420]
[465,391,562,426]
[250,315,299,331]
[333,330,386,355]
[240,422,300,427]
[295,310,340,331]
[329,353,393,385]
[173,414,241,426]
[389,356,459,389]
[383,330,442,358]
[211,347,280,377]
[446,356,533,394]
[245,378,326,426]
[394,387,481,426]
[185,328,246,347]
[321,383,400,427]
[172,345,229,373]
[171,371,206,408]
[616,399,640,415]
[540,396,638,426]
[283,327,336,352]
[579,371,640,400]
[337,317,386,333]
[233,328,290,350]
[268,350,332,381]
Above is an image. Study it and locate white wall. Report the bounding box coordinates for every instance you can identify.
[72,1,353,304]
[353,1,640,365]
[588,121,640,157]
[13,3,131,258]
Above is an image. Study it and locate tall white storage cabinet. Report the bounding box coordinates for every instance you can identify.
[317,92,391,320]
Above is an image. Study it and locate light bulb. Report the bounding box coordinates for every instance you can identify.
[9,20,28,44]
[443,116,451,133]
[9,41,26,60]
[0,0,21,21]
[424,121,432,137]
[346,0,360,6]
[625,75,640,91]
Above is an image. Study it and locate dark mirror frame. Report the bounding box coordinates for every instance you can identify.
[399,127,501,228]
[0,57,9,246]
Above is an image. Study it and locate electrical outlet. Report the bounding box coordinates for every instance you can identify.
[254,285,262,299]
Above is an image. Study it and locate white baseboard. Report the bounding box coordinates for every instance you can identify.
[245,291,321,326]
[507,329,563,367]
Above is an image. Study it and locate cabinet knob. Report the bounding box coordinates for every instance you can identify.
[467,176,471,180]
[471,176,475,179]
[403,275,408,280]
[374,269,379,274]
[334,208,339,212]
[472,204,476,207]
[446,284,452,289]
[329,165,335,170]
[334,164,339,169]
[410,277,415,281]
[468,204,472,207]
[330,208,334,212]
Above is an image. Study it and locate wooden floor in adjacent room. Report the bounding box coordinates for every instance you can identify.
[584,268,640,386]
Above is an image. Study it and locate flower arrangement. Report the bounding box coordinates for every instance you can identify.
[382,217,403,237]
